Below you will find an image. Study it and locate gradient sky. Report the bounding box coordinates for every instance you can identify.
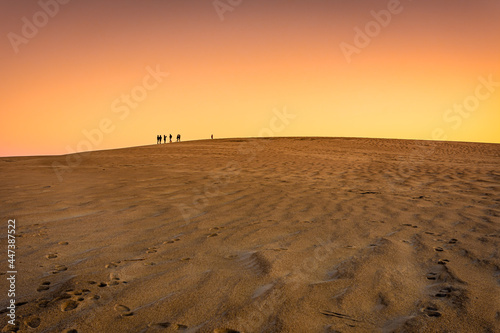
[1,0,499,156]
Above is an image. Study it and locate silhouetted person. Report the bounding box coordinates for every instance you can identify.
[157,135,161,144]
[164,135,167,143]
[177,134,181,142]
[211,134,213,139]
[169,134,172,143]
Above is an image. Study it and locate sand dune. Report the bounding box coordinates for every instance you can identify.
[1,137,499,332]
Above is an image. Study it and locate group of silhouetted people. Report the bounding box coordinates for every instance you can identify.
[157,134,181,144]
[156,134,215,144]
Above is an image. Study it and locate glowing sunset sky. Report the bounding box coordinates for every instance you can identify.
[1,0,499,156]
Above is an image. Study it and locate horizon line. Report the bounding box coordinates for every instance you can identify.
[2,135,499,159]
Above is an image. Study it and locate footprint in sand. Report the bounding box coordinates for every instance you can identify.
[434,247,444,252]
[207,233,219,237]
[105,260,123,268]
[426,273,438,281]
[37,299,50,308]
[176,324,188,330]
[146,247,158,254]
[163,238,181,244]
[425,262,457,285]
[46,253,58,259]
[213,329,240,333]
[52,264,68,274]
[148,322,171,329]
[67,289,91,296]
[422,306,441,317]
[58,241,69,245]
[435,286,454,298]
[99,276,125,287]
[114,304,133,317]
[55,292,72,302]
[448,238,458,244]
[61,300,79,312]
[37,281,51,292]
[62,329,78,333]
[25,317,41,328]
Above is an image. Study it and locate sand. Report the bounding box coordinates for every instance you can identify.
[1,137,499,332]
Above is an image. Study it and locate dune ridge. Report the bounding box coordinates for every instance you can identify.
[1,137,499,332]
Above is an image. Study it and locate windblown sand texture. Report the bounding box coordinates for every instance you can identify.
[1,137,499,332]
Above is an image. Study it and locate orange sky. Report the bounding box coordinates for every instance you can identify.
[1,0,499,156]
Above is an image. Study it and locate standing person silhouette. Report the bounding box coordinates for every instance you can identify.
[177,134,181,142]
[211,134,213,139]
[169,134,172,142]
[164,135,166,144]
[157,135,160,144]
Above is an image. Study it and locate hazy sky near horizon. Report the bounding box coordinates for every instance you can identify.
[1,0,499,156]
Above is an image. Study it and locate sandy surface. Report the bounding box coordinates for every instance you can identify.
[1,137,499,332]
